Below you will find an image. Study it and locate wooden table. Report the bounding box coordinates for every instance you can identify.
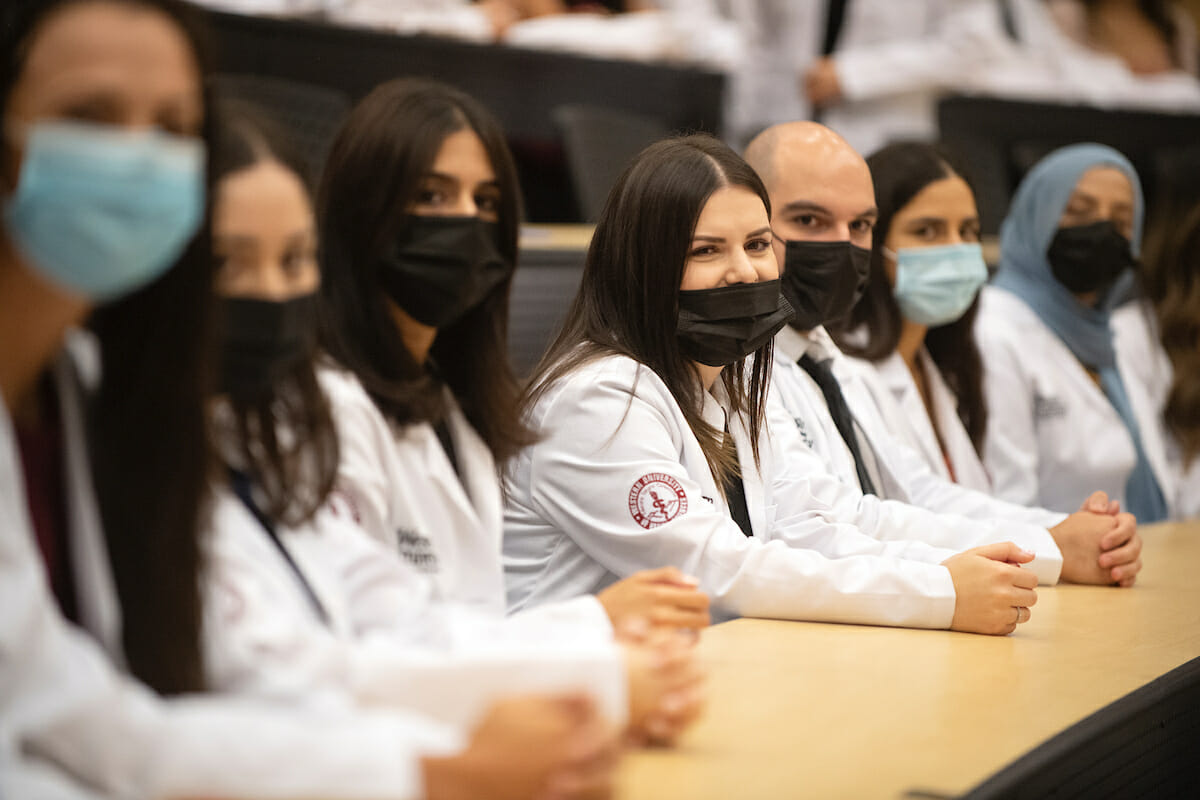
[619,522,1200,799]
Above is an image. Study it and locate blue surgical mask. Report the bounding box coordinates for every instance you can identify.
[888,242,988,326]
[3,120,206,301]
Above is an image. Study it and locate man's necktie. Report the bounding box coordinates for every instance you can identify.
[798,353,877,496]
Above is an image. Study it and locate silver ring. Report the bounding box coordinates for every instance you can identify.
[1014,606,1021,624]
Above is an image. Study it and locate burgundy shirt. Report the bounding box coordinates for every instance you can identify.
[16,382,79,622]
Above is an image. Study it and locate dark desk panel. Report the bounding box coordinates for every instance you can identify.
[202,11,724,142]
[938,96,1200,236]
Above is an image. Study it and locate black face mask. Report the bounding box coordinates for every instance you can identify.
[1046,221,1137,296]
[779,239,871,330]
[378,215,510,329]
[677,279,794,367]
[219,294,317,402]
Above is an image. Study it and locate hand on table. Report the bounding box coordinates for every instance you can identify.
[423,693,618,800]
[621,625,707,746]
[943,542,1038,635]
[598,567,710,633]
[1050,491,1142,586]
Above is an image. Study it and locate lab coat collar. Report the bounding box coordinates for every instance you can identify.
[54,332,124,665]
[873,350,913,400]
[774,325,841,365]
[708,373,766,537]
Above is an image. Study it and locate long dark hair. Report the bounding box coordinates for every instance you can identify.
[1141,199,1200,465]
[317,78,533,462]
[525,134,775,487]
[830,142,989,454]
[1080,0,1183,68]
[212,102,338,527]
[3,0,214,694]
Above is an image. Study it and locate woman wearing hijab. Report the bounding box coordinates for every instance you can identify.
[974,143,1168,528]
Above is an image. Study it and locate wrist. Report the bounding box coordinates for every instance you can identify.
[421,753,474,800]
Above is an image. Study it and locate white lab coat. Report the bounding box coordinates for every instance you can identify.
[973,286,1150,514]
[844,348,992,492]
[822,0,1200,155]
[188,0,329,15]
[503,352,972,630]
[0,334,466,800]
[823,0,1006,155]
[203,486,628,730]
[769,325,1064,583]
[333,0,494,41]
[1112,301,1199,519]
[318,365,611,627]
[0,750,106,800]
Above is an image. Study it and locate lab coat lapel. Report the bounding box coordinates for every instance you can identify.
[431,392,496,540]
[918,350,992,491]
[710,381,767,537]
[53,340,124,665]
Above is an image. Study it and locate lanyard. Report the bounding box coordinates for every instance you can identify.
[229,469,331,626]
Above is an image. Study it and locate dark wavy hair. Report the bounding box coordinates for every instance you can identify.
[830,142,988,454]
[1141,199,1200,465]
[524,134,775,487]
[2,0,215,694]
[211,102,338,527]
[317,78,533,462]
[1079,0,1185,68]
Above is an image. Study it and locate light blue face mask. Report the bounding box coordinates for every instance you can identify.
[888,242,989,326]
[3,120,206,301]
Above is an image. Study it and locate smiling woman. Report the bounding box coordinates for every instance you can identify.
[502,133,1048,637]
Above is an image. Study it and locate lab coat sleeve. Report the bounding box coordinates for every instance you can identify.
[0,477,461,799]
[525,366,957,629]
[320,369,399,548]
[876,434,1065,583]
[205,504,628,732]
[976,309,1045,508]
[761,393,1061,582]
[833,0,1011,101]
[507,594,617,641]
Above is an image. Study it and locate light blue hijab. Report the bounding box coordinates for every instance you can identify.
[992,143,1166,523]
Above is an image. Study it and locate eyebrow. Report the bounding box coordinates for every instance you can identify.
[780,201,831,216]
[692,226,773,243]
[214,229,315,246]
[779,200,878,220]
[422,171,500,188]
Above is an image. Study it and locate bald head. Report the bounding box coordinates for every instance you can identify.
[745,121,877,251]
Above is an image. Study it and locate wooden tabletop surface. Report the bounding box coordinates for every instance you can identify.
[618,521,1200,799]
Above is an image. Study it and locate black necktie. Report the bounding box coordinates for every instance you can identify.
[998,0,1018,40]
[721,429,754,538]
[798,354,877,496]
[821,0,848,55]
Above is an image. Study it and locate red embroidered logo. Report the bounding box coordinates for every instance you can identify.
[628,473,688,529]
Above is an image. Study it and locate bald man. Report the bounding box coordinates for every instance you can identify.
[744,121,1143,588]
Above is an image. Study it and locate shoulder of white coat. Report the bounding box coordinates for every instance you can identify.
[1110,301,1154,344]
[203,485,265,560]
[315,362,372,407]
[533,353,672,423]
[315,363,395,432]
[975,285,1044,349]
